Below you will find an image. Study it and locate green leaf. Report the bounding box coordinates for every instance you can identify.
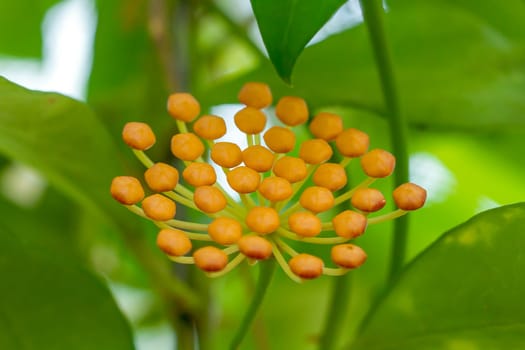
[88,0,174,157]
[0,227,135,350]
[351,203,525,350]
[250,0,346,82]
[199,0,525,130]
[0,0,60,58]
[0,76,125,225]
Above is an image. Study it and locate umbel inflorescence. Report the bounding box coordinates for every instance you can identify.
[110,82,426,282]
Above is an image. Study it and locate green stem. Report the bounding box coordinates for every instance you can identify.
[230,259,276,349]
[319,275,352,350]
[360,0,410,281]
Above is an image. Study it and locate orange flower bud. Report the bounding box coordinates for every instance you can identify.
[142,194,176,221]
[234,107,267,134]
[393,183,427,210]
[309,112,343,141]
[167,92,200,122]
[238,82,273,109]
[208,217,243,245]
[193,186,227,213]
[242,145,275,172]
[263,126,296,153]
[237,235,273,260]
[182,162,217,187]
[273,156,307,183]
[226,166,260,194]
[193,115,226,140]
[193,246,228,272]
[246,207,280,234]
[335,128,369,157]
[156,229,192,256]
[351,188,386,212]
[144,162,179,192]
[299,139,333,164]
[331,244,367,269]
[258,176,293,202]
[299,186,334,213]
[289,254,323,279]
[288,212,322,237]
[110,176,145,205]
[332,210,367,238]
[360,149,396,178]
[313,163,347,191]
[210,142,242,168]
[122,122,156,150]
[171,133,205,161]
[275,96,308,126]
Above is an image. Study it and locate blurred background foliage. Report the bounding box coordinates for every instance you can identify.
[0,0,524,349]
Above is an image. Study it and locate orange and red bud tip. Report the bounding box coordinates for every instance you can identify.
[289,254,324,279]
[238,235,273,260]
[332,210,367,239]
[351,188,386,213]
[193,246,228,272]
[331,244,367,269]
[393,183,427,210]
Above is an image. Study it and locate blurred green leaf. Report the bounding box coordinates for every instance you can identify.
[352,203,525,349]
[0,187,79,259]
[199,0,525,130]
[0,76,126,225]
[0,227,135,350]
[88,0,175,160]
[250,0,346,82]
[0,0,59,57]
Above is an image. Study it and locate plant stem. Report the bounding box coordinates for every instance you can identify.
[230,259,276,349]
[360,0,410,281]
[319,274,352,350]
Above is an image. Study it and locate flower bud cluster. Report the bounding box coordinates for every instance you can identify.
[110,82,426,282]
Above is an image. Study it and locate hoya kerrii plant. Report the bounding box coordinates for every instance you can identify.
[1,0,525,350]
[111,82,427,283]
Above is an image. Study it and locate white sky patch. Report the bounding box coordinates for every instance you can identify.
[309,0,363,46]
[209,104,247,201]
[0,163,47,208]
[0,0,96,100]
[476,196,500,213]
[0,0,96,206]
[409,152,456,204]
[244,0,364,55]
[208,104,279,203]
[109,283,176,350]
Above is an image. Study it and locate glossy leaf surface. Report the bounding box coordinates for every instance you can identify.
[251,0,346,82]
[0,228,135,350]
[352,203,525,349]
[0,77,125,224]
